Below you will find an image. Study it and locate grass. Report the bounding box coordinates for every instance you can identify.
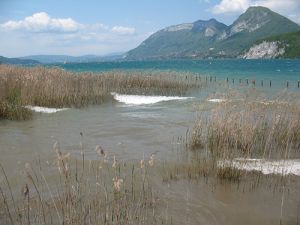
[0,64,204,120]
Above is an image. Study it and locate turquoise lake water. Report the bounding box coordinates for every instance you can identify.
[57,59,300,86]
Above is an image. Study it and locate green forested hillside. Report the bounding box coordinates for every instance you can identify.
[126,7,300,59]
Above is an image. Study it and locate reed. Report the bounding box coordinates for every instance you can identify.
[185,92,300,181]
[190,97,300,159]
[0,64,204,120]
[0,143,165,225]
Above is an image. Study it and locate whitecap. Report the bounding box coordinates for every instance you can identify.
[111,93,193,105]
[207,98,227,103]
[25,106,69,114]
[218,158,300,176]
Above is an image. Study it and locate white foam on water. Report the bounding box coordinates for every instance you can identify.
[111,93,193,105]
[207,98,227,103]
[256,100,289,106]
[218,158,300,176]
[25,106,69,114]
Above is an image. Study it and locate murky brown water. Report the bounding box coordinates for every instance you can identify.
[1,97,299,224]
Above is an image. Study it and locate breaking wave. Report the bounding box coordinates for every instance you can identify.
[25,106,69,114]
[218,158,300,176]
[111,93,193,105]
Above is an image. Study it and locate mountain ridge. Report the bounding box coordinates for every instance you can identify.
[0,56,39,65]
[126,6,300,60]
[19,53,124,64]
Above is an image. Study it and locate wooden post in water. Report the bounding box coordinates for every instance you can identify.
[214,76,216,82]
[252,80,256,86]
[210,76,212,82]
[298,81,300,88]
[246,79,249,85]
[232,78,235,84]
[226,77,229,83]
[261,80,263,87]
[270,80,272,87]
[287,81,289,88]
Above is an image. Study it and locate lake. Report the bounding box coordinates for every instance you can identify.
[1,59,300,224]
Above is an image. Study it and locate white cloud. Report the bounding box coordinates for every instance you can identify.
[252,0,299,13]
[213,0,249,14]
[1,12,80,32]
[0,12,143,56]
[212,0,300,17]
[111,26,136,35]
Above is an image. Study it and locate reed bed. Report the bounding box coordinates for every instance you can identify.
[0,64,204,120]
[0,143,165,225]
[190,95,300,159]
[161,91,300,183]
[187,92,300,181]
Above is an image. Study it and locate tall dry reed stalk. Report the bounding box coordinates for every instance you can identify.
[0,142,165,225]
[0,64,204,120]
[185,92,300,181]
[190,98,300,159]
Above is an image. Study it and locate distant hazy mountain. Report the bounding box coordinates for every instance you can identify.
[0,56,39,65]
[125,7,300,59]
[20,53,124,64]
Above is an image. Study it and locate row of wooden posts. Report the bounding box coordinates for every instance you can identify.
[186,75,300,88]
[225,77,300,88]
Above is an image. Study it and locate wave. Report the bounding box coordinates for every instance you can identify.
[25,106,69,114]
[207,98,227,103]
[111,93,193,105]
[218,158,300,176]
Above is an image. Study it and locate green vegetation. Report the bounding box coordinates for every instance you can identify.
[126,19,227,60]
[126,7,300,59]
[262,31,300,58]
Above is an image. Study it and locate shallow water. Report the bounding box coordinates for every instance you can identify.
[158,178,300,225]
[0,97,196,171]
[1,60,300,224]
[1,93,300,224]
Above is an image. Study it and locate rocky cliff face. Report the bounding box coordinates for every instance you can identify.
[242,41,285,59]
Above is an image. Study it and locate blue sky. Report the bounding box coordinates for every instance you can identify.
[0,0,299,57]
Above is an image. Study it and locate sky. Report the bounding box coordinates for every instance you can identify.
[0,0,300,57]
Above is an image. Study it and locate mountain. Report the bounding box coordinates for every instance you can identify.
[125,7,300,60]
[126,19,228,60]
[0,56,39,65]
[20,53,124,64]
[243,31,300,59]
